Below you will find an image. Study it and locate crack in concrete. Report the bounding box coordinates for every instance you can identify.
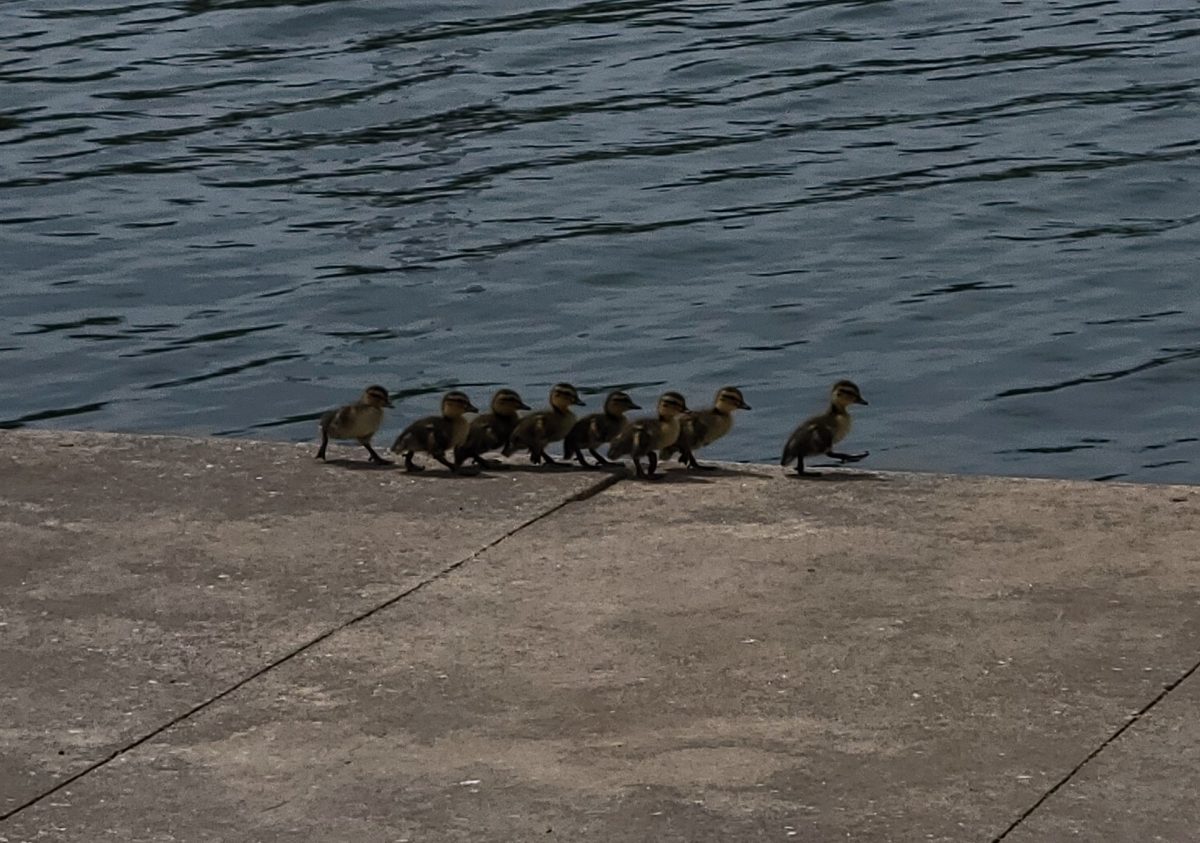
[991,654,1200,841]
[0,469,626,823]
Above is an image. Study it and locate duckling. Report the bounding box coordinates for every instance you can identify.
[780,379,870,476]
[607,391,690,479]
[662,385,751,470]
[315,384,394,465]
[563,390,641,467]
[389,390,479,473]
[503,382,585,466]
[453,388,531,470]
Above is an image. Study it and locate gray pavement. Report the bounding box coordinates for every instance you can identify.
[1,430,1198,841]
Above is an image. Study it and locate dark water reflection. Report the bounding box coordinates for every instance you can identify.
[1,0,1198,483]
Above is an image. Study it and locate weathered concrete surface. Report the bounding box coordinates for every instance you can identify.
[2,444,1199,842]
[1003,665,1200,842]
[0,430,606,816]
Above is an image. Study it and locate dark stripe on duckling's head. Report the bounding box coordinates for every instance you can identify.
[604,390,641,412]
[551,382,586,406]
[364,384,394,408]
[715,385,751,410]
[659,391,689,413]
[443,390,479,413]
[832,379,868,406]
[492,388,531,411]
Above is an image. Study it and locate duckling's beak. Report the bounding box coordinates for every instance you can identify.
[856,397,869,406]
[518,401,531,411]
[467,401,479,413]
[574,397,586,406]
[739,400,752,410]
[628,402,642,410]
[385,398,395,408]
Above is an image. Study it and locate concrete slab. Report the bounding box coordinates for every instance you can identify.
[0,430,607,816]
[2,455,1199,842]
[1002,665,1200,842]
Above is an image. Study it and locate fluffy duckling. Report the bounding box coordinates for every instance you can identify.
[607,391,690,479]
[780,379,869,476]
[390,390,479,473]
[315,384,394,465]
[662,385,751,470]
[503,382,585,466]
[453,388,531,469]
[563,390,641,467]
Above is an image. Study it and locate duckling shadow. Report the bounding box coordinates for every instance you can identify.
[790,468,887,482]
[646,470,714,485]
[319,458,402,472]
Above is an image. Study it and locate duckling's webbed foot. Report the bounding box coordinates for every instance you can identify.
[828,450,869,463]
[403,452,424,472]
[536,448,562,467]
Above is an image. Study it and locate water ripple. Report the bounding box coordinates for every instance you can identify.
[1,0,1197,482]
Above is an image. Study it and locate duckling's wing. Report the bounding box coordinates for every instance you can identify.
[607,424,635,458]
[464,413,501,452]
[319,408,339,432]
[782,418,833,464]
[391,415,443,453]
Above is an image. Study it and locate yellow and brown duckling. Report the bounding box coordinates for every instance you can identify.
[562,389,641,467]
[662,385,751,470]
[390,390,479,473]
[453,388,531,470]
[315,384,394,465]
[503,382,585,466]
[607,390,690,479]
[780,379,869,477]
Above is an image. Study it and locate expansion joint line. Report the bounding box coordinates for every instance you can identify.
[991,653,1200,841]
[0,470,625,824]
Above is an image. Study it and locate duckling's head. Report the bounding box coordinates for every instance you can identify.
[603,390,641,416]
[362,384,394,408]
[713,385,751,413]
[657,391,690,418]
[830,380,868,408]
[549,382,586,411]
[442,390,479,417]
[490,388,531,416]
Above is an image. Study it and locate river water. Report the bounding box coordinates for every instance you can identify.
[2,0,1197,482]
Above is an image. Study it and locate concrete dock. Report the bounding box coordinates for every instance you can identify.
[1,429,1198,842]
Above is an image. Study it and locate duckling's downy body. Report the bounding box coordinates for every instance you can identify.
[607,391,690,479]
[390,390,479,472]
[453,388,531,469]
[780,380,869,476]
[563,390,641,467]
[316,384,394,465]
[663,385,751,470]
[504,383,585,465]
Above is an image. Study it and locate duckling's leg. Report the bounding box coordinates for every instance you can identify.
[679,442,714,471]
[643,451,663,480]
[828,450,869,463]
[536,446,561,466]
[403,452,424,472]
[631,455,646,478]
[359,438,393,466]
[430,450,459,473]
[793,456,821,478]
[316,430,329,461]
[562,442,589,467]
[587,448,614,467]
